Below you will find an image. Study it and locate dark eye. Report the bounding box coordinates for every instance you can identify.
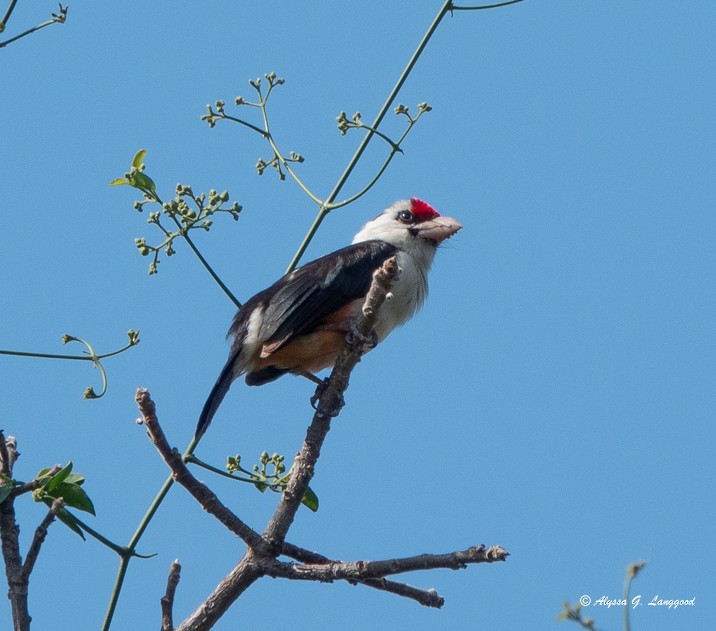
[398,209,414,223]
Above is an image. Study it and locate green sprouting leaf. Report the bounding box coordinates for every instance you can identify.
[47,462,73,492]
[63,472,86,486]
[301,486,319,512]
[132,148,148,169]
[50,482,95,515]
[108,177,129,187]
[131,171,156,194]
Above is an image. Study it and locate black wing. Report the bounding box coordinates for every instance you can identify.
[196,240,397,440]
[230,240,398,352]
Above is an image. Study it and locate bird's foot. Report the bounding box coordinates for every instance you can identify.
[310,377,345,415]
[346,324,378,350]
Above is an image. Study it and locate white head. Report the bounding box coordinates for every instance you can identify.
[352,198,462,336]
[353,198,462,264]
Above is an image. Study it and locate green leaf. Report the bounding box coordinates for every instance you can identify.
[131,148,148,169]
[108,177,129,187]
[301,486,319,512]
[47,462,73,492]
[63,473,85,486]
[51,482,95,515]
[131,171,156,194]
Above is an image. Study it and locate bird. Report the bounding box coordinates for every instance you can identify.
[195,198,462,438]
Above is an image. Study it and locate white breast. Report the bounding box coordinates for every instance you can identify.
[373,250,430,341]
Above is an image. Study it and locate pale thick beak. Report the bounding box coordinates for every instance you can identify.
[414,216,462,244]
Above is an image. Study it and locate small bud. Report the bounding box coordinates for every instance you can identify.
[336,111,350,135]
[235,96,245,106]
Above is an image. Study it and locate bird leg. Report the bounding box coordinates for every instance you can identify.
[297,370,324,386]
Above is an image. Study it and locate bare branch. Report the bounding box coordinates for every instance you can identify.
[161,559,182,631]
[0,445,30,630]
[0,432,10,476]
[0,432,19,476]
[278,542,443,606]
[173,259,400,628]
[262,257,399,546]
[21,498,63,580]
[175,550,263,631]
[145,256,507,628]
[267,558,446,607]
[137,388,263,550]
[284,544,509,581]
[264,545,508,608]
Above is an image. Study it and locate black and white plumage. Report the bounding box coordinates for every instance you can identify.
[195,198,461,438]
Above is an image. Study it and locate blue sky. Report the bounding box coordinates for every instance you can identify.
[2,1,714,629]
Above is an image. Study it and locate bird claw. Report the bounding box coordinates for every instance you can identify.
[310,378,345,415]
[346,325,378,349]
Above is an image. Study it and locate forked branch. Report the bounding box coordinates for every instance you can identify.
[138,258,507,630]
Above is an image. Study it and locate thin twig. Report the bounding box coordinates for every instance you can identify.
[0,4,68,48]
[451,0,526,10]
[270,545,509,582]
[22,498,63,580]
[10,465,62,499]
[137,388,263,550]
[278,542,444,607]
[161,559,182,631]
[284,0,453,273]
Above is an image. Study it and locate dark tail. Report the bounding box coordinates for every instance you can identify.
[195,351,240,439]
